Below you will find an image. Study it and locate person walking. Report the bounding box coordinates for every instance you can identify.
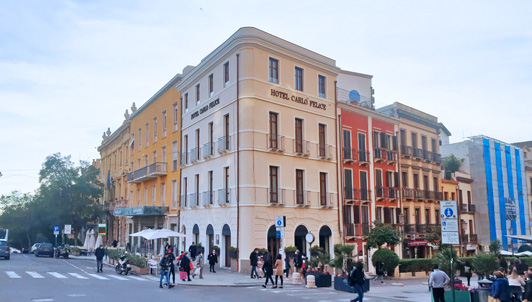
[492,271,511,302]
[429,264,450,302]
[284,255,291,279]
[508,268,524,301]
[274,254,284,289]
[373,257,385,284]
[464,260,472,286]
[189,242,197,261]
[294,250,302,273]
[350,262,366,302]
[250,248,259,279]
[195,251,204,279]
[166,248,176,285]
[523,273,532,302]
[262,253,275,288]
[159,253,174,288]
[257,255,264,278]
[95,245,105,273]
[179,252,192,281]
[208,249,218,273]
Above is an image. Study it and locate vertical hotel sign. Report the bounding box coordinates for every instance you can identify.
[440,200,459,244]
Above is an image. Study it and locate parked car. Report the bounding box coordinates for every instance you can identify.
[10,247,21,254]
[0,241,10,260]
[30,243,41,253]
[35,243,54,257]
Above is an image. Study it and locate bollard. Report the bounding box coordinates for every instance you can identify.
[305,275,317,288]
[292,272,302,284]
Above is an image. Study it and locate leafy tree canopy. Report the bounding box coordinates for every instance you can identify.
[372,248,400,275]
[443,154,463,174]
[366,220,401,249]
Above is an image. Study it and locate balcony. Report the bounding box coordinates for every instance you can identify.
[401,145,413,157]
[203,142,214,159]
[268,134,285,152]
[359,223,371,236]
[190,148,200,163]
[425,190,435,201]
[386,150,398,163]
[461,234,469,243]
[294,140,310,157]
[416,224,427,233]
[343,147,357,163]
[344,188,358,202]
[218,188,231,204]
[413,147,423,159]
[374,148,386,162]
[359,189,371,202]
[376,187,385,200]
[269,188,285,205]
[423,150,432,162]
[180,152,187,167]
[435,191,443,201]
[461,204,476,213]
[345,224,355,237]
[218,136,231,153]
[403,188,414,200]
[404,224,416,234]
[469,234,478,242]
[414,189,425,200]
[127,162,167,183]
[294,190,308,207]
[319,144,333,160]
[188,193,199,207]
[319,192,333,207]
[433,153,442,164]
[202,191,215,206]
[179,195,186,208]
[388,188,399,200]
[358,150,370,165]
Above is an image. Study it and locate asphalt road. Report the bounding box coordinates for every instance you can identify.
[1,254,420,302]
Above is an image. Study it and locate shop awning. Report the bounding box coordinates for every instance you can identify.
[113,206,167,216]
[206,224,214,235]
[408,240,428,247]
[507,234,532,242]
[222,224,231,236]
[193,224,199,234]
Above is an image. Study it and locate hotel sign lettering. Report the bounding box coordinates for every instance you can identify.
[191,99,220,120]
[270,89,326,110]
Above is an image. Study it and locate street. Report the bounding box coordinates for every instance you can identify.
[1,254,428,302]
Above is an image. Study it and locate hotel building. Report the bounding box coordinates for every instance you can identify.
[177,27,340,271]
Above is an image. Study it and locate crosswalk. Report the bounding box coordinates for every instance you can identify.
[3,271,148,282]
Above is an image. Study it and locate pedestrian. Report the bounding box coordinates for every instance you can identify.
[126,242,131,252]
[166,248,176,285]
[464,260,472,286]
[429,264,450,302]
[208,249,218,273]
[257,255,264,278]
[284,255,291,279]
[179,252,192,281]
[112,239,118,248]
[189,242,197,261]
[523,273,532,302]
[373,256,385,284]
[350,261,366,302]
[250,248,259,279]
[301,254,308,278]
[95,244,105,273]
[261,252,274,288]
[274,254,284,289]
[195,251,204,279]
[492,271,511,302]
[294,250,302,273]
[500,257,509,274]
[159,253,174,289]
[508,268,525,301]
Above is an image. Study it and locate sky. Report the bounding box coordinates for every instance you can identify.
[1,0,531,196]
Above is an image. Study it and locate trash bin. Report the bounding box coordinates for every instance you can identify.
[477,279,493,302]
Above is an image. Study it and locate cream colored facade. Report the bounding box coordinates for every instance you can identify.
[177,27,340,271]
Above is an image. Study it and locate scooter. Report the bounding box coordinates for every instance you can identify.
[54,245,69,259]
[115,253,131,275]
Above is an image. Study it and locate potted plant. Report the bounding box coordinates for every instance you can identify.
[306,251,332,287]
[310,245,325,257]
[228,246,238,259]
[284,245,297,258]
[258,248,268,256]
[331,244,369,293]
[126,253,148,275]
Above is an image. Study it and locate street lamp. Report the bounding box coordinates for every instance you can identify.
[509,227,514,256]
[398,213,405,258]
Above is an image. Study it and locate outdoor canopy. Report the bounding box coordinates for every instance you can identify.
[141,228,185,240]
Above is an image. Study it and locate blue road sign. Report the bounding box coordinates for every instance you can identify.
[53,226,60,232]
[444,208,453,218]
[276,230,281,238]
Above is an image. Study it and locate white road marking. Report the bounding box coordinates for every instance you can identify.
[27,271,45,278]
[67,294,86,297]
[48,272,67,279]
[106,274,129,280]
[87,273,108,280]
[31,299,54,302]
[127,275,147,281]
[6,271,21,278]
[68,273,89,279]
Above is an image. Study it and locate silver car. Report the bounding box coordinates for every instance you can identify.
[0,241,10,260]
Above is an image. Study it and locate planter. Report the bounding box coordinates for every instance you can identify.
[305,273,331,287]
[430,290,471,302]
[333,277,370,293]
[228,250,238,259]
[131,265,149,275]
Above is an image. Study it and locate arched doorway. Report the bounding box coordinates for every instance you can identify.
[267,225,280,257]
[319,225,332,256]
[222,224,231,267]
[206,224,214,254]
[192,224,199,249]
[294,225,308,255]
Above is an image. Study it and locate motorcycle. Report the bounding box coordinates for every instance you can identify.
[54,245,70,259]
[115,252,131,275]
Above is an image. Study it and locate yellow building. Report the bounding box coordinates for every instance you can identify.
[378,102,446,258]
[118,73,183,252]
[97,108,132,245]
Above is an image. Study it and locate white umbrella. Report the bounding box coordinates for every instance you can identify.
[515,251,532,257]
[88,229,96,252]
[129,228,155,237]
[82,229,90,249]
[95,234,103,248]
[142,228,186,240]
[499,250,514,256]
[159,243,166,255]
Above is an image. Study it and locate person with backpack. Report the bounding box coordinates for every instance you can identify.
[373,257,385,284]
[159,253,174,289]
[166,249,176,285]
[349,262,366,302]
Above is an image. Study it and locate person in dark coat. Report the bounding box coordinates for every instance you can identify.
[373,257,385,284]
[250,248,259,279]
[261,252,274,288]
[207,249,218,273]
[166,249,176,284]
[524,273,532,301]
[179,252,192,281]
[189,243,197,261]
[350,262,366,302]
[492,271,511,302]
[284,256,291,278]
[294,250,302,272]
[94,245,105,273]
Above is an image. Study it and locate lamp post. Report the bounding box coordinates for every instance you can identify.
[398,213,405,258]
[509,227,514,256]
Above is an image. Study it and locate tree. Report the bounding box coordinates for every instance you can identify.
[0,191,38,249]
[443,154,463,174]
[489,239,502,256]
[366,220,401,249]
[330,244,355,275]
[37,153,103,245]
[435,247,459,278]
[425,225,442,248]
[371,248,400,276]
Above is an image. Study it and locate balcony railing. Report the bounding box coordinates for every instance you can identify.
[203,142,214,159]
[358,150,370,163]
[320,192,332,207]
[127,162,167,183]
[294,190,308,206]
[360,223,371,236]
[414,189,425,200]
[201,191,214,206]
[179,194,186,208]
[374,148,386,161]
[360,189,371,202]
[344,188,357,201]
[294,140,310,156]
[268,134,285,152]
[388,188,399,199]
[405,224,416,234]
[376,187,385,199]
[190,148,200,162]
[425,190,435,201]
[345,224,355,237]
[269,188,285,205]
[218,136,230,153]
[413,147,423,159]
[461,234,469,243]
[416,224,427,233]
[343,147,357,162]
[188,193,199,207]
[387,150,398,163]
[401,145,413,157]
[217,188,231,204]
[461,204,476,213]
[435,191,443,201]
[180,152,187,166]
[469,234,478,242]
[403,188,414,199]
[433,153,442,164]
[423,150,432,162]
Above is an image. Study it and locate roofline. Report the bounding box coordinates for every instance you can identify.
[338,102,399,125]
[339,69,373,79]
[97,120,130,151]
[130,72,184,119]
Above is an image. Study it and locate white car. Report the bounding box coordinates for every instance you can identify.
[30,243,41,253]
[10,247,21,254]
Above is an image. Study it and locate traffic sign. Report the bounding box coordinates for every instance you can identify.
[64,225,72,235]
[441,232,460,244]
[441,220,458,232]
[440,200,459,245]
[275,216,286,227]
[440,200,458,219]
[53,226,60,235]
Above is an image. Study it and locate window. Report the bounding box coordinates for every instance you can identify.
[270,166,279,203]
[295,67,303,91]
[183,135,188,164]
[152,185,156,205]
[195,128,200,159]
[433,177,439,193]
[435,209,440,224]
[296,169,304,204]
[269,58,279,83]
[184,93,189,113]
[223,61,229,86]
[358,133,367,161]
[344,169,353,199]
[208,171,213,204]
[153,117,158,142]
[425,208,430,224]
[144,187,148,205]
[269,112,279,149]
[152,150,157,164]
[413,174,419,189]
[196,84,200,105]
[208,73,214,97]
[319,124,326,157]
[161,146,166,164]
[145,123,149,146]
[353,205,360,224]
[375,169,383,197]
[318,75,326,98]
[161,182,166,207]
[360,171,368,200]
[172,141,178,170]
[162,110,167,137]
[224,114,230,150]
[136,188,140,206]
[138,128,142,150]
[181,178,187,207]
[195,174,200,205]
[224,167,229,203]
[207,122,214,156]
[411,132,418,148]
[173,101,178,131]
[171,179,177,208]
[320,172,327,206]
[295,118,303,154]
[402,172,408,187]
